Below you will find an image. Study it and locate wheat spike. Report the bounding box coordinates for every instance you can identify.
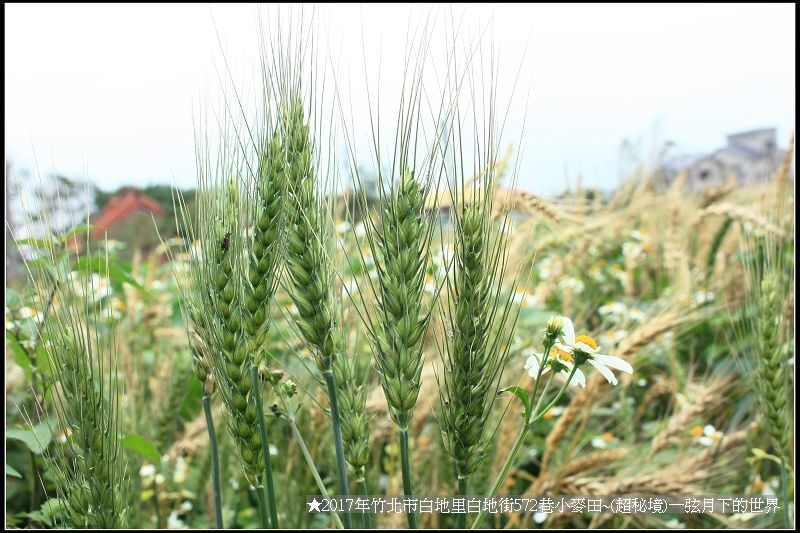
[692,202,788,239]
[651,377,733,454]
[557,448,630,479]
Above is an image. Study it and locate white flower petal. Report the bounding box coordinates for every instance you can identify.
[571,368,587,387]
[561,316,576,344]
[557,360,586,387]
[525,353,551,378]
[592,353,633,374]
[589,359,619,385]
[553,342,573,353]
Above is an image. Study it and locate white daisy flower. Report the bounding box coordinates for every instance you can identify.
[18,306,45,325]
[512,288,538,308]
[629,308,646,323]
[588,266,605,282]
[524,349,587,388]
[693,291,715,305]
[558,276,585,294]
[751,476,780,496]
[22,336,38,351]
[173,456,189,484]
[167,510,185,529]
[622,241,643,261]
[537,256,561,280]
[591,432,616,449]
[423,275,438,295]
[599,302,628,317]
[555,317,633,386]
[697,424,723,447]
[335,220,352,235]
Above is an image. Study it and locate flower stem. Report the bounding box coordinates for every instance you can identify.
[398,420,418,529]
[250,366,278,528]
[202,395,223,529]
[323,370,353,529]
[471,363,577,529]
[286,411,344,529]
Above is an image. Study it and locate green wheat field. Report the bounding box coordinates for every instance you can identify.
[5,10,794,530]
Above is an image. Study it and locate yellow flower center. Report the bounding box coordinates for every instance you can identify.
[575,335,598,350]
[690,426,704,438]
[543,409,554,420]
[751,479,765,492]
[602,432,614,442]
[552,346,573,363]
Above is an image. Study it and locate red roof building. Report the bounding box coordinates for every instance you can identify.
[90,188,164,235]
[68,188,165,249]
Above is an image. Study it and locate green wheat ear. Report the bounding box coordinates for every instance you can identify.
[729,187,794,528]
[439,201,506,476]
[755,273,792,463]
[182,165,260,488]
[243,131,287,359]
[434,50,522,497]
[211,205,265,485]
[283,97,341,373]
[334,352,370,481]
[282,94,354,527]
[372,168,433,427]
[19,232,130,528]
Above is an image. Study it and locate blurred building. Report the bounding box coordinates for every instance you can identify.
[663,128,789,192]
[67,188,164,251]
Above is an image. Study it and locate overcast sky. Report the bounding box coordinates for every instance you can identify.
[5,3,796,196]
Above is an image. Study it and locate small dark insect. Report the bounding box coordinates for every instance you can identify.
[221,231,231,252]
[270,404,282,418]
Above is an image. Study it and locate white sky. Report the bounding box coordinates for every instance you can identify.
[4,3,796,196]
